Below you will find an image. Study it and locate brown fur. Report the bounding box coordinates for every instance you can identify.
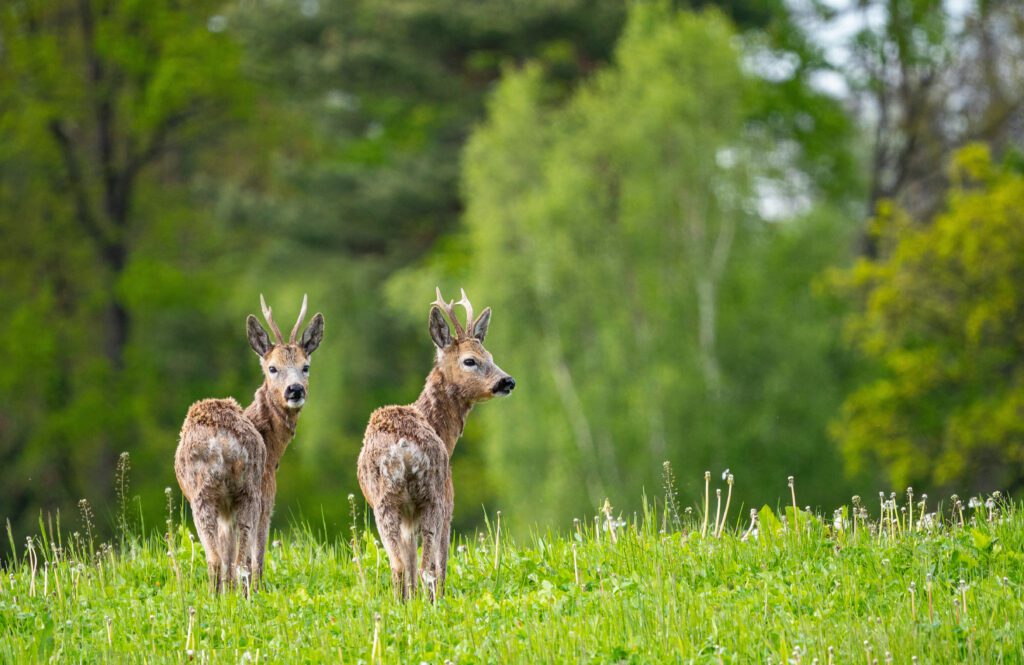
[174,297,323,593]
[358,290,514,601]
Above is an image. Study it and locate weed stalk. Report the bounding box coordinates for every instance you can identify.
[701,471,711,538]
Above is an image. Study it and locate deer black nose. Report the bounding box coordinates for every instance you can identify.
[285,384,305,400]
[493,376,516,395]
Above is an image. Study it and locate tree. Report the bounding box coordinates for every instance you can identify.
[216,0,629,532]
[0,0,248,532]
[831,144,1024,494]
[437,4,861,526]
[815,0,1024,239]
[220,0,862,529]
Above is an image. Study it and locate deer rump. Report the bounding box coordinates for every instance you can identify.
[175,399,266,512]
[358,406,451,518]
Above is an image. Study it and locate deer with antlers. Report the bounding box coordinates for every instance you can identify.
[175,295,324,592]
[358,287,515,601]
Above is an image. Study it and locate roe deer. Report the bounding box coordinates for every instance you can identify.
[358,288,515,601]
[175,295,324,592]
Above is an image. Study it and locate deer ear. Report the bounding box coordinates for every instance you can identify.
[471,307,491,342]
[301,313,325,355]
[247,315,272,357]
[429,306,452,349]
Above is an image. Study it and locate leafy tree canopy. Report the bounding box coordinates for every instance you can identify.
[832,144,1024,493]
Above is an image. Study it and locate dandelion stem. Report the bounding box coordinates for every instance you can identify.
[717,475,734,538]
[907,488,914,533]
[788,477,800,540]
[926,574,934,623]
[493,511,502,570]
[371,613,382,665]
[713,490,722,541]
[348,494,366,590]
[701,471,711,538]
[185,607,195,653]
[26,539,36,597]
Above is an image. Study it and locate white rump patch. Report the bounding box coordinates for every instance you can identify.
[380,438,430,483]
[205,433,247,476]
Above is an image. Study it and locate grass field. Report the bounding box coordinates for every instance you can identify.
[1,467,1022,663]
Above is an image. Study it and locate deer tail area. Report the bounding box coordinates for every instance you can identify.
[378,438,431,488]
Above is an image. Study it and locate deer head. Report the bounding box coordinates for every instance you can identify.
[246,294,325,410]
[428,287,515,402]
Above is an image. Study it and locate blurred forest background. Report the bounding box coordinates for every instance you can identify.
[2,0,1023,541]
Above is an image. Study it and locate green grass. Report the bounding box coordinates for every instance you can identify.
[1,479,1022,663]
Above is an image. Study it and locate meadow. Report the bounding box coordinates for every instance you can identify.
[1,462,1021,663]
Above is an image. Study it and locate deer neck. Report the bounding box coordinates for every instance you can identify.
[413,368,473,455]
[244,383,300,472]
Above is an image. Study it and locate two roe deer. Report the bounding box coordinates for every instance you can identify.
[358,288,515,601]
[175,295,324,592]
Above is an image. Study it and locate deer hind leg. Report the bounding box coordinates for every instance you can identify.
[192,500,222,591]
[420,507,451,602]
[234,496,261,596]
[374,507,416,601]
[254,496,273,586]
[400,518,418,601]
[216,512,237,591]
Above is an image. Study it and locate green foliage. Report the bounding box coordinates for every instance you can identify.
[832,144,1024,493]
[217,0,630,534]
[0,486,1021,662]
[444,4,862,528]
[0,0,251,536]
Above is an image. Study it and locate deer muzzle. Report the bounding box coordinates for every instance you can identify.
[285,383,306,408]
[492,376,516,396]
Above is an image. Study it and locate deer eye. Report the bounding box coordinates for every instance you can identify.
[268,366,278,374]
[303,365,310,374]
[462,358,477,367]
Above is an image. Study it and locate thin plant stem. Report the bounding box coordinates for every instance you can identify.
[701,471,711,538]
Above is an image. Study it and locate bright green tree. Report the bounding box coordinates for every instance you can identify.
[220,0,860,531]
[832,144,1024,494]
[427,5,862,527]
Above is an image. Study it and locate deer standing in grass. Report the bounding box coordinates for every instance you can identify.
[175,295,324,592]
[359,288,515,601]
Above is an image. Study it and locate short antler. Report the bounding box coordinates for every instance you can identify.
[432,287,481,339]
[289,294,308,343]
[260,293,285,345]
[455,288,474,331]
[432,287,465,337]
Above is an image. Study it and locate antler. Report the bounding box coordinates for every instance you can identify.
[432,287,465,337]
[289,293,308,343]
[455,288,474,331]
[260,293,285,344]
[432,287,480,339]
